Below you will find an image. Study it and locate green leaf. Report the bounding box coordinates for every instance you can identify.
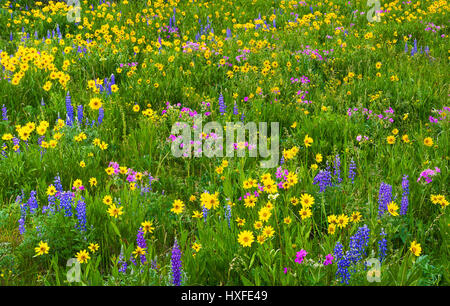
[110,221,122,238]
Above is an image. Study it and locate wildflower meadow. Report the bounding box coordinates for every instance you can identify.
[0,0,448,287]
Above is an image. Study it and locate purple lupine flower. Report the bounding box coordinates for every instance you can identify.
[59,192,74,217]
[77,105,83,124]
[118,250,127,273]
[54,174,63,194]
[16,192,27,235]
[378,228,387,263]
[224,204,231,229]
[377,182,392,217]
[65,91,74,126]
[347,225,370,265]
[97,107,104,125]
[313,169,332,192]
[333,241,350,284]
[27,191,38,214]
[171,239,182,286]
[1,105,7,121]
[136,227,147,265]
[333,154,342,184]
[233,102,239,115]
[218,93,226,115]
[400,175,409,215]
[348,158,356,183]
[76,197,87,232]
[202,205,208,223]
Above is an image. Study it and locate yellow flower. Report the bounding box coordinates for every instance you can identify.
[258,207,272,222]
[88,243,99,253]
[237,230,254,247]
[299,207,312,220]
[73,179,82,189]
[34,241,50,256]
[171,199,185,214]
[402,134,410,143]
[304,134,313,147]
[350,212,362,223]
[141,220,155,234]
[423,137,433,147]
[89,177,97,187]
[387,201,399,216]
[46,185,57,196]
[105,167,115,175]
[132,246,146,258]
[300,194,314,208]
[315,153,323,163]
[103,195,113,205]
[392,128,399,135]
[410,241,422,256]
[328,223,336,235]
[262,225,275,238]
[283,216,292,225]
[79,161,86,168]
[89,97,102,110]
[107,204,124,218]
[336,214,349,229]
[192,242,202,253]
[76,250,90,263]
[387,135,396,144]
[192,210,203,218]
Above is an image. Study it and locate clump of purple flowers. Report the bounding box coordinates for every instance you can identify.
[218,93,226,115]
[377,182,392,217]
[400,175,409,215]
[348,158,356,183]
[333,154,342,184]
[313,169,332,192]
[136,228,148,265]
[323,254,334,266]
[171,239,182,286]
[417,167,440,184]
[378,228,387,263]
[295,249,308,264]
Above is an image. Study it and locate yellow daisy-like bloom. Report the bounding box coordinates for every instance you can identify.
[256,234,266,244]
[103,195,113,206]
[237,230,254,247]
[290,197,299,206]
[171,199,185,214]
[236,217,246,227]
[299,207,312,220]
[387,135,396,144]
[89,177,97,187]
[258,207,272,222]
[88,243,99,253]
[300,193,314,208]
[387,201,399,216]
[73,179,82,189]
[89,97,102,110]
[350,211,362,223]
[105,167,115,175]
[410,241,422,256]
[107,204,123,218]
[192,210,203,218]
[34,241,50,256]
[402,134,410,143]
[141,220,155,234]
[262,225,275,238]
[284,216,292,225]
[76,250,90,263]
[423,137,433,147]
[328,214,337,224]
[132,246,146,258]
[315,153,323,163]
[46,185,56,196]
[304,134,313,147]
[254,220,263,230]
[328,223,336,235]
[192,242,202,253]
[336,214,349,229]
